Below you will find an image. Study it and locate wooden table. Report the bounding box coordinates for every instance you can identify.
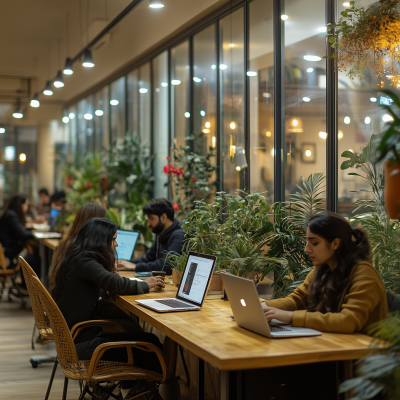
[32,234,61,283]
[112,284,373,400]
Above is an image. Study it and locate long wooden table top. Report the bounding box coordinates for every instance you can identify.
[112,283,374,371]
[43,239,60,251]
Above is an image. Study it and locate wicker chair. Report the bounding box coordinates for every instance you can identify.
[0,243,26,307]
[31,275,175,400]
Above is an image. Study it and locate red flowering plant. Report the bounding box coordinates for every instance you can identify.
[164,132,216,219]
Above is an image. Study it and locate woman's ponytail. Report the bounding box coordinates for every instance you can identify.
[351,227,371,262]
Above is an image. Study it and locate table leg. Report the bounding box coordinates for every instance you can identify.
[197,358,204,400]
[220,371,241,400]
[39,242,46,283]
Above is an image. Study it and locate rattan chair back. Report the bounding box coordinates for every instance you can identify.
[30,276,85,380]
[19,256,52,340]
[0,243,7,272]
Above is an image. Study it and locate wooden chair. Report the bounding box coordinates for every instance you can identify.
[31,275,176,400]
[0,243,26,307]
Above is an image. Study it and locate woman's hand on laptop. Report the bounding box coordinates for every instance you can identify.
[117,260,136,271]
[261,303,293,324]
[145,276,166,289]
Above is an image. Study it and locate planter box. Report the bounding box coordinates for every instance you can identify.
[172,269,223,292]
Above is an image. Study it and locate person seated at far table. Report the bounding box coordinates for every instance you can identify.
[36,188,51,216]
[0,194,41,291]
[262,212,388,335]
[49,218,166,399]
[118,198,185,275]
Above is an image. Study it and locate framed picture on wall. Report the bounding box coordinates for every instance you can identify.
[301,143,316,163]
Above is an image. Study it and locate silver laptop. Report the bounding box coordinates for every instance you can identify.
[135,252,216,312]
[221,273,322,338]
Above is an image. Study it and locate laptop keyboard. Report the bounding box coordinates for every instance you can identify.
[270,325,291,332]
[155,299,197,308]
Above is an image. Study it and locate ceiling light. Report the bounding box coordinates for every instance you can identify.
[304,55,322,61]
[303,97,311,102]
[171,79,181,85]
[319,131,327,139]
[365,116,371,124]
[82,49,94,68]
[246,71,257,77]
[338,130,344,140]
[212,136,216,148]
[43,80,53,96]
[54,70,64,88]
[220,64,228,70]
[343,2,350,6]
[0,127,5,134]
[63,57,73,75]
[266,131,271,137]
[30,94,40,108]
[229,43,235,48]
[305,149,312,157]
[69,112,75,119]
[281,15,288,20]
[184,112,190,118]
[95,110,104,116]
[211,65,216,69]
[205,122,211,128]
[200,110,206,116]
[62,116,70,123]
[149,0,164,8]
[161,82,168,87]
[263,93,271,98]
[19,153,26,163]
[318,27,327,32]
[370,97,377,103]
[5,146,15,161]
[13,108,23,119]
[110,99,119,106]
[344,116,351,124]
[382,114,394,122]
[292,119,298,127]
[193,77,202,83]
[139,88,148,93]
[84,113,93,120]
[307,68,314,73]
[230,121,236,129]
[203,129,210,133]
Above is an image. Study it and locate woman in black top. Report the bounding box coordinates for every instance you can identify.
[49,218,165,399]
[0,194,41,286]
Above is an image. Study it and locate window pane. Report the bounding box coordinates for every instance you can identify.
[67,107,77,160]
[127,69,139,136]
[110,76,126,141]
[77,99,87,153]
[220,7,245,194]
[153,52,169,198]
[94,86,109,150]
[85,95,95,152]
[284,0,326,199]
[139,63,151,146]
[193,24,217,155]
[249,0,274,202]
[171,41,189,145]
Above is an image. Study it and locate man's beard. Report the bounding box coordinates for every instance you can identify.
[151,219,165,234]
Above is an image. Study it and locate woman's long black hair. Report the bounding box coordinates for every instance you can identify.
[0,194,28,226]
[306,212,371,314]
[50,217,118,303]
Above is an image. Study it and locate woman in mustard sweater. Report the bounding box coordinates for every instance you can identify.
[262,212,388,334]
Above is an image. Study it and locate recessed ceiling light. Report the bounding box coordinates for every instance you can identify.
[281,15,288,20]
[338,130,344,140]
[95,110,104,116]
[304,55,322,61]
[171,80,181,85]
[110,99,119,106]
[149,0,164,8]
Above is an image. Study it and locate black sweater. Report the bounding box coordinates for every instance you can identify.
[132,219,185,274]
[0,210,34,261]
[56,255,149,342]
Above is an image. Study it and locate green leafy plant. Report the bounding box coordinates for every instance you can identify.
[163,243,195,272]
[340,313,400,400]
[165,133,216,219]
[341,134,400,294]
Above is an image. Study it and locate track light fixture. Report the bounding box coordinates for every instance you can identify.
[43,81,53,96]
[82,49,94,68]
[54,70,64,88]
[63,58,74,75]
[13,108,23,119]
[30,93,40,108]
[0,126,5,134]
[149,0,164,8]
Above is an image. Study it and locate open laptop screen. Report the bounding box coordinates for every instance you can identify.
[116,230,139,261]
[177,253,215,306]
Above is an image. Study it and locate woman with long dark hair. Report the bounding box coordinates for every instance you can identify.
[0,194,41,287]
[48,202,106,294]
[262,212,388,334]
[51,217,165,399]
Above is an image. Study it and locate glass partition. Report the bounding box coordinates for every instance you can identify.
[153,52,169,198]
[249,0,274,202]
[110,76,126,141]
[219,7,245,194]
[171,41,190,146]
[94,86,109,150]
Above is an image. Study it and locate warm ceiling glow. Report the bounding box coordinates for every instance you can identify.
[292,119,298,127]
[305,150,312,157]
[202,129,210,133]
[319,131,327,139]
[19,153,26,163]
[344,116,351,124]
[338,130,344,140]
[205,122,211,128]
[266,131,272,137]
[230,122,236,129]
[343,2,350,6]
[236,166,241,171]
[229,43,235,47]
[212,136,216,148]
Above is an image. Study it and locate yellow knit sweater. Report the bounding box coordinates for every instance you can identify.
[266,261,388,334]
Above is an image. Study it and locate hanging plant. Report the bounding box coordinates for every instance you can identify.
[326,0,400,88]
